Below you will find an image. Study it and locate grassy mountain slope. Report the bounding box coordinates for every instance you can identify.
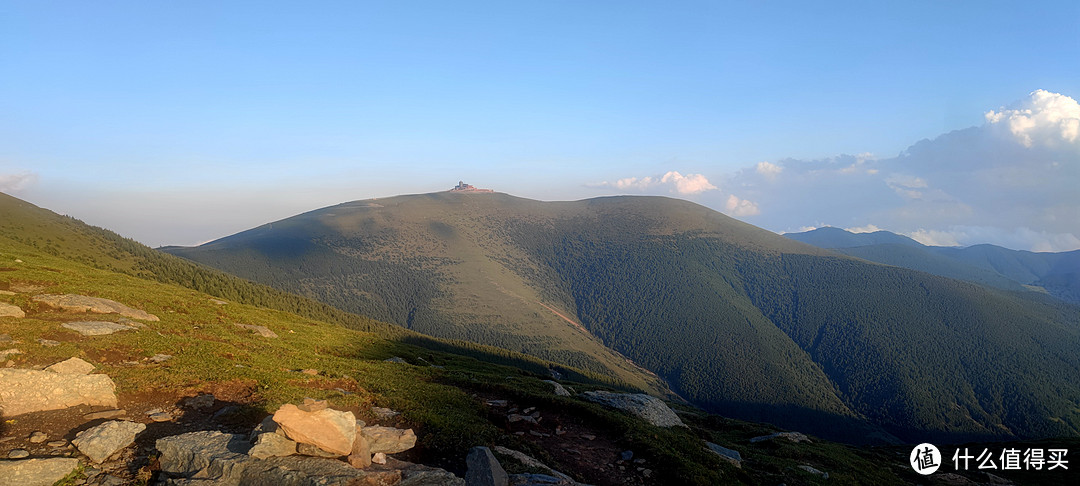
[165,192,1080,444]
[0,191,947,486]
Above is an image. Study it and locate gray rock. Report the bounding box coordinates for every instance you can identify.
[181,393,215,411]
[29,431,47,443]
[542,380,571,397]
[47,440,68,448]
[749,431,812,444]
[0,368,117,416]
[36,339,60,347]
[297,442,342,458]
[156,431,251,475]
[360,425,417,454]
[385,356,408,364]
[798,465,828,479]
[619,450,633,461]
[0,457,80,486]
[72,420,146,464]
[8,449,30,458]
[234,323,277,338]
[149,412,173,422]
[45,357,95,374]
[61,321,136,336]
[466,446,508,486]
[84,409,126,420]
[248,432,297,459]
[705,442,742,467]
[580,391,686,428]
[248,414,284,441]
[371,406,399,419]
[492,447,574,483]
[32,294,159,321]
[0,302,24,318]
[150,354,173,363]
[508,474,580,486]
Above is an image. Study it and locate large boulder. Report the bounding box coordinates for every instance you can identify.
[0,368,117,416]
[248,432,297,459]
[705,442,742,468]
[273,404,357,456]
[580,391,686,427]
[44,357,96,375]
[32,294,159,321]
[61,321,136,336]
[235,323,278,338]
[0,302,24,318]
[360,426,417,454]
[0,457,80,486]
[542,380,571,397]
[466,446,508,486]
[72,420,146,464]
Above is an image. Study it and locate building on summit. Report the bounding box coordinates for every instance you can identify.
[450,181,493,193]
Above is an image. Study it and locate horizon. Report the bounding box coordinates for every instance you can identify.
[2,1,1077,251]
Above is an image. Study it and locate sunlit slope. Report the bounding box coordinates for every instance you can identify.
[166,192,1080,443]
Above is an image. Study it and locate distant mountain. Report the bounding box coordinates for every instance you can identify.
[165,192,1080,444]
[786,227,1080,304]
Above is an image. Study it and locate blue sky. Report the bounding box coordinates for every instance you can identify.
[2,1,1078,249]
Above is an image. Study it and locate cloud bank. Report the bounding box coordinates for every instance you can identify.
[0,172,38,193]
[595,170,718,195]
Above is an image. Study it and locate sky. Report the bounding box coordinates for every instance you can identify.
[1,1,1078,250]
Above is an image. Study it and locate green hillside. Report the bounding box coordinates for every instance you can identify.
[164,192,1080,444]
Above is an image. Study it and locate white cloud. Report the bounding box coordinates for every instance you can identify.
[724,194,760,216]
[755,161,782,180]
[594,171,717,195]
[904,226,1080,252]
[985,89,1080,148]
[0,172,38,193]
[906,229,963,247]
[845,224,882,234]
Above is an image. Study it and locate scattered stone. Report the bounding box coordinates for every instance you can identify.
[248,432,297,459]
[0,368,117,416]
[149,354,172,363]
[581,391,686,428]
[0,302,25,318]
[706,442,742,468]
[273,403,357,456]
[47,440,68,448]
[581,434,595,441]
[749,431,812,444]
[493,446,574,483]
[467,446,509,486]
[507,414,537,424]
[213,405,240,419]
[522,407,536,415]
[210,299,228,305]
[234,323,278,338]
[542,380,571,397]
[29,431,47,443]
[249,414,285,441]
[371,452,387,464]
[486,400,509,408]
[371,406,399,419]
[36,339,60,347]
[1,436,19,443]
[620,450,633,461]
[347,434,370,469]
[798,465,828,479]
[298,398,328,412]
[554,426,565,436]
[384,356,408,364]
[156,431,250,477]
[507,473,579,485]
[72,420,146,464]
[84,409,126,420]
[149,412,172,422]
[0,348,21,359]
[61,321,135,336]
[8,449,30,458]
[360,425,417,454]
[298,442,342,458]
[0,457,80,486]
[181,393,215,411]
[301,368,319,376]
[32,294,158,321]
[44,357,95,375]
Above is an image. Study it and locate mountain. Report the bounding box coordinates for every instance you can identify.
[1,191,957,486]
[164,191,1080,445]
[786,227,1080,304]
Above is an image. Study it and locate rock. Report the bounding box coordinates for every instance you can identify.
[210,299,228,305]
[0,368,117,416]
[298,398,328,412]
[384,356,408,364]
[466,446,508,486]
[29,431,47,443]
[298,442,342,458]
[797,465,828,479]
[580,391,686,428]
[301,368,319,376]
[32,294,158,321]
[0,457,80,486]
[149,354,173,363]
[234,323,278,338]
[61,321,135,336]
[347,434,371,469]
[36,339,60,347]
[507,474,579,486]
[72,420,146,464]
[248,414,284,441]
[44,357,95,374]
[156,431,251,475]
[580,434,595,441]
[273,403,357,456]
[706,442,742,467]
[507,414,537,424]
[371,406,399,419]
[492,447,574,483]
[0,348,21,360]
[248,432,297,459]
[8,449,30,458]
[84,409,126,420]
[620,450,633,461]
[360,425,417,454]
[542,380,571,397]
[47,440,68,448]
[0,302,25,318]
[181,393,215,411]
[149,412,172,422]
[486,400,509,408]
[749,431,812,444]
[372,452,387,464]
